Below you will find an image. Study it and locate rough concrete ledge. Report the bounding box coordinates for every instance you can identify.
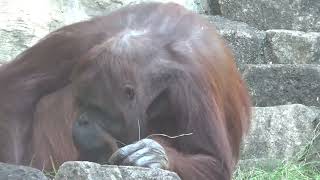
[0,162,48,180]
[207,15,266,66]
[242,64,320,107]
[264,30,320,64]
[219,0,320,32]
[54,161,181,180]
[241,104,320,163]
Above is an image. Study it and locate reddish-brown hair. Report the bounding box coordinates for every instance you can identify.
[0,2,250,179]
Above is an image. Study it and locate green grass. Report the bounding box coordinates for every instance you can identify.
[234,122,320,180]
[234,161,320,180]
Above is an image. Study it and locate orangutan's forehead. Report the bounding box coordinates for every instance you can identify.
[106,29,153,58]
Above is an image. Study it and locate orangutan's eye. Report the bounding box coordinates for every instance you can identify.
[124,85,135,100]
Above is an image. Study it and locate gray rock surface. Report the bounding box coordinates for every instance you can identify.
[219,0,320,32]
[264,30,320,64]
[207,15,266,66]
[242,64,320,107]
[54,161,181,180]
[0,162,48,180]
[0,0,62,64]
[241,104,320,161]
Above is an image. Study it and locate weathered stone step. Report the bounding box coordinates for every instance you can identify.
[208,16,320,65]
[241,104,320,166]
[264,30,320,64]
[207,15,266,66]
[242,64,320,107]
[218,0,320,32]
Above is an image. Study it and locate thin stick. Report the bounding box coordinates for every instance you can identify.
[138,119,141,140]
[29,154,36,167]
[41,160,46,172]
[49,155,57,174]
[147,133,193,139]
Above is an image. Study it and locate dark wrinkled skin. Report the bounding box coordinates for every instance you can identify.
[109,139,169,169]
